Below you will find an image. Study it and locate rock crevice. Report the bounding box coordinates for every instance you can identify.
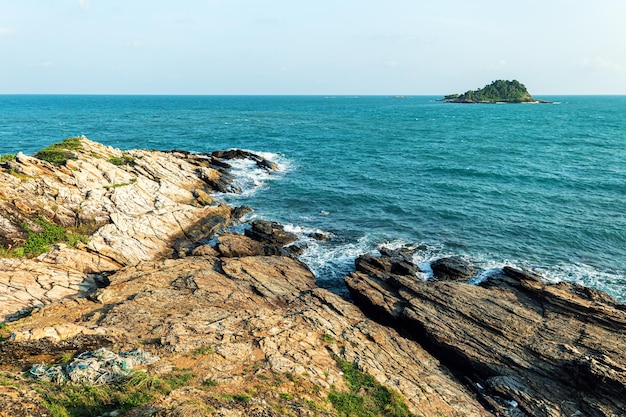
[345,249,626,417]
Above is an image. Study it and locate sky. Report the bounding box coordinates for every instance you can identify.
[0,0,625,95]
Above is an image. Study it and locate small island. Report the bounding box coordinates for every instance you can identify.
[442,79,551,103]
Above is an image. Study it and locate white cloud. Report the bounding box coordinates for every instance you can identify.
[0,26,15,36]
[385,60,399,68]
[35,61,54,68]
[78,0,90,11]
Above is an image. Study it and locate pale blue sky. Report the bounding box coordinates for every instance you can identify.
[1,0,625,95]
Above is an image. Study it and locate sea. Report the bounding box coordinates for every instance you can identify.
[1,95,625,301]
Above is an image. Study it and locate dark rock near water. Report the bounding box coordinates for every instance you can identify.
[245,220,298,246]
[211,149,279,171]
[232,205,254,220]
[430,256,476,281]
[345,249,626,417]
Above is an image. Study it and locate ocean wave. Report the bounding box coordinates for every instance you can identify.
[218,150,291,199]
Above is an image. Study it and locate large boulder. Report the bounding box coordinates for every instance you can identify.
[430,256,476,281]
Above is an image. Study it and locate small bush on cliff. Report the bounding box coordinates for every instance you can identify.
[108,154,135,166]
[9,217,88,258]
[329,356,414,417]
[0,153,16,163]
[34,137,83,165]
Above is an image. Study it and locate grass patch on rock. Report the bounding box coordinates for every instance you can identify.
[35,370,194,417]
[34,137,83,165]
[108,154,135,166]
[0,216,89,258]
[0,153,16,163]
[329,356,414,417]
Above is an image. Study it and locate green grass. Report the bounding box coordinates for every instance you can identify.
[193,346,214,356]
[33,137,83,165]
[0,153,16,163]
[0,217,89,258]
[36,370,195,417]
[321,333,335,344]
[329,356,414,417]
[19,217,88,257]
[103,178,137,190]
[108,154,135,166]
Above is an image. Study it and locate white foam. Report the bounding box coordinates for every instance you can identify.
[535,262,625,302]
[218,150,291,198]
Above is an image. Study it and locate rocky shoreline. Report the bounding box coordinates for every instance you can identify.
[0,138,624,416]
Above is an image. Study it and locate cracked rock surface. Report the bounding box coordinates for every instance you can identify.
[0,137,265,321]
[345,249,626,417]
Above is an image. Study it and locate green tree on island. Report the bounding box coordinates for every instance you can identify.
[443,80,543,103]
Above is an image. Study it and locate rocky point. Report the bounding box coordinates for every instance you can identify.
[0,137,624,417]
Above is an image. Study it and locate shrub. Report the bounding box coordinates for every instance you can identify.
[0,154,16,163]
[8,217,89,258]
[34,137,83,164]
[232,393,251,403]
[108,154,135,166]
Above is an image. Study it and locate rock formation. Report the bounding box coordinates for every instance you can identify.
[442,80,550,103]
[345,248,626,416]
[0,137,275,321]
[0,138,488,416]
[1,137,624,416]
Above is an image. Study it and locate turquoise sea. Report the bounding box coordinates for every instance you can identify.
[1,95,625,300]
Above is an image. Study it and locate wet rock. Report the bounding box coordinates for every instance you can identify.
[244,220,298,246]
[232,205,253,220]
[211,150,279,172]
[430,256,476,281]
[345,250,626,417]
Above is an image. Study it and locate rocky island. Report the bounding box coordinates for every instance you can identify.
[0,137,624,416]
[442,80,551,103]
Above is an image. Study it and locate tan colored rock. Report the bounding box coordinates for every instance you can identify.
[216,233,264,257]
[0,137,249,320]
[1,255,489,417]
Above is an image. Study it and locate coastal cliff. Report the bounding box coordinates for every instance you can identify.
[0,138,624,416]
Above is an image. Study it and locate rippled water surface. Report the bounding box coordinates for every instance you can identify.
[1,95,625,300]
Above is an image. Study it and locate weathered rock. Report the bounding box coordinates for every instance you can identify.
[1,255,489,416]
[216,233,264,257]
[430,256,476,281]
[0,137,269,321]
[345,250,626,417]
[0,384,51,417]
[245,220,298,246]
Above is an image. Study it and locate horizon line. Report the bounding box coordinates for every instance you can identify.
[2,93,625,97]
